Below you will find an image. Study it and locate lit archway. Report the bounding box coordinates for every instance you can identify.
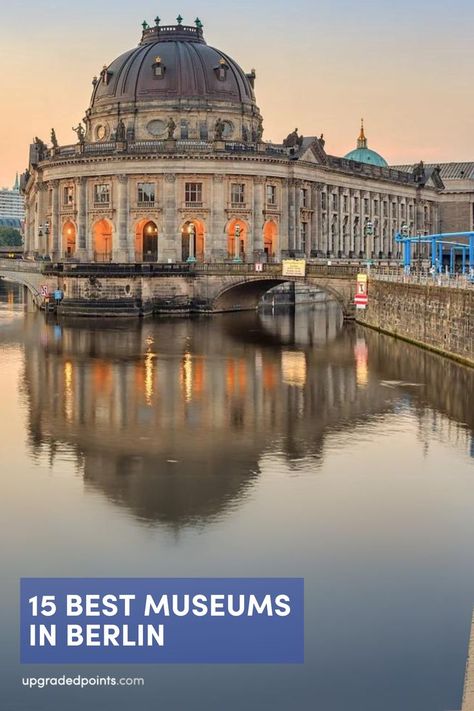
[227,219,248,261]
[181,219,205,262]
[263,220,278,260]
[62,220,77,258]
[93,219,113,262]
[135,219,158,262]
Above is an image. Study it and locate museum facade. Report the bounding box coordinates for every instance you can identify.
[21,18,468,264]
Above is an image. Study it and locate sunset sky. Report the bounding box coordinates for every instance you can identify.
[0,0,472,187]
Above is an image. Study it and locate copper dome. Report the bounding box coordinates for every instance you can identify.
[90,23,256,109]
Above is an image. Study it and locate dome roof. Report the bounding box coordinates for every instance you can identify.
[344,120,388,168]
[90,22,256,109]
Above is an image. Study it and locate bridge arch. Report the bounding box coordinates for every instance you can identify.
[209,276,349,315]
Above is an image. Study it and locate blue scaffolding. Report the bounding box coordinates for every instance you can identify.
[395,231,474,274]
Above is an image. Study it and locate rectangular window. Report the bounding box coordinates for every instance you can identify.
[332,193,338,211]
[364,198,369,213]
[94,184,110,204]
[63,186,74,206]
[374,200,379,215]
[383,201,388,216]
[231,183,245,204]
[137,182,155,204]
[301,188,308,208]
[180,120,189,140]
[321,192,327,211]
[343,195,348,212]
[354,196,359,213]
[266,185,277,205]
[185,182,202,204]
[409,204,414,219]
[199,122,208,141]
[300,222,307,253]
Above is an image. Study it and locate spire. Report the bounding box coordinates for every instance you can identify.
[357,118,367,149]
[13,172,19,191]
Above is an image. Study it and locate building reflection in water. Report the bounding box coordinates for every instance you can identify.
[20,303,473,528]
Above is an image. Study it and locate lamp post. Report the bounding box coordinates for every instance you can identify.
[186,223,197,263]
[233,224,242,263]
[38,221,50,258]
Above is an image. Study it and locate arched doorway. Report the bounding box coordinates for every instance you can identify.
[135,219,158,262]
[263,220,278,261]
[93,219,113,262]
[181,219,205,262]
[62,221,77,258]
[227,219,247,261]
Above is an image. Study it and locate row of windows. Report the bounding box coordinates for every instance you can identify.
[58,182,280,207]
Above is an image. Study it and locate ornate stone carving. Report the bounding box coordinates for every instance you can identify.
[164,173,176,183]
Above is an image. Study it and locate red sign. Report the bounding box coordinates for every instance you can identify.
[354,294,368,306]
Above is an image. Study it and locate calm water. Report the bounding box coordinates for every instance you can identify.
[0,282,473,711]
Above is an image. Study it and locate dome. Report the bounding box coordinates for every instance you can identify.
[90,21,256,109]
[344,121,388,168]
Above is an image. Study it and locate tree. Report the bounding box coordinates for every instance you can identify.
[0,227,23,247]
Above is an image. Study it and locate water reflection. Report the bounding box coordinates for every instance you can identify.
[19,303,473,528]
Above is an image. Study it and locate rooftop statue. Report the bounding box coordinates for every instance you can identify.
[72,123,86,145]
[50,128,59,149]
[283,128,303,149]
[167,118,176,140]
[116,119,126,142]
[214,118,225,140]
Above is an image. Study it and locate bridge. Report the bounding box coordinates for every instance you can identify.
[0,258,364,317]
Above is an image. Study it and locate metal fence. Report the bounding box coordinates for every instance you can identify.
[370,269,474,289]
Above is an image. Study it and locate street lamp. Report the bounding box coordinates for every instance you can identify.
[233,224,243,263]
[186,223,197,263]
[38,221,50,258]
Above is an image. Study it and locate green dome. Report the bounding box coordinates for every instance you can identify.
[344,120,388,167]
[344,147,388,167]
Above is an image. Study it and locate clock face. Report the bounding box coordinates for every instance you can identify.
[96,125,107,141]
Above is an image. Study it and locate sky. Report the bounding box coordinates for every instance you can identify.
[0,0,472,186]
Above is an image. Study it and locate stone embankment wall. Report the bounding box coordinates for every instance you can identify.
[357,280,473,366]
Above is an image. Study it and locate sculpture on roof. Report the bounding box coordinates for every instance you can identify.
[116,119,126,142]
[50,129,59,149]
[214,118,225,141]
[413,160,425,182]
[283,128,303,149]
[72,123,86,145]
[167,117,176,140]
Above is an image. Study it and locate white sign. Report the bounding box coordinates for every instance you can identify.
[282,260,306,278]
[40,285,49,297]
[255,263,263,273]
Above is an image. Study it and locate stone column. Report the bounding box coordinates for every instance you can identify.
[294,181,301,254]
[253,177,264,262]
[76,177,88,261]
[211,175,226,261]
[288,180,296,253]
[114,174,131,262]
[162,173,178,262]
[280,180,289,258]
[50,180,60,259]
[34,183,47,255]
[310,184,319,256]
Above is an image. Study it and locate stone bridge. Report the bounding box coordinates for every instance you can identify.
[0,259,359,318]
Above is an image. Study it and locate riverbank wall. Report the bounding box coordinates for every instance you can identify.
[356,280,473,366]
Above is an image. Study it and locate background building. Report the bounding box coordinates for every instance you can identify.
[0,174,25,232]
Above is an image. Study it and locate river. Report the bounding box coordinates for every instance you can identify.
[0,282,473,711]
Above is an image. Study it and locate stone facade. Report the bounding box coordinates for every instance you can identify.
[357,280,474,364]
[21,20,449,266]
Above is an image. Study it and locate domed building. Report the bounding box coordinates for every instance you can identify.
[344,121,388,168]
[22,15,444,273]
